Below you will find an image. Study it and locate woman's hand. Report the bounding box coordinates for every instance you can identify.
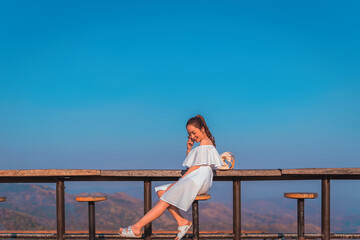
[186,137,194,154]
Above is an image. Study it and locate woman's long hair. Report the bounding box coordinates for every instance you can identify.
[186,115,216,147]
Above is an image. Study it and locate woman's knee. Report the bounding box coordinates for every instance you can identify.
[158,199,170,209]
[157,190,165,198]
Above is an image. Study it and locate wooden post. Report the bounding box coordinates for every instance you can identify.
[88,201,95,240]
[144,179,152,240]
[321,178,330,240]
[56,179,65,240]
[297,198,305,240]
[192,200,199,240]
[233,179,241,240]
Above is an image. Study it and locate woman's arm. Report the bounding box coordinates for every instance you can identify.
[186,149,191,155]
[165,166,200,191]
[181,165,200,178]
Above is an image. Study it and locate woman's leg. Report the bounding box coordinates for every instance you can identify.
[120,199,169,235]
[120,182,189,235]
[157,190,189,227]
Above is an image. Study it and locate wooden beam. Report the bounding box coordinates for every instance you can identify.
[282,168,360,175]
[0,169,101,177]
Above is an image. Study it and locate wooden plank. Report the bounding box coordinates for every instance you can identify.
[101,169,281,177]
[101,170,183,177]
[282,168,360,175]
[215,169,281,177]
[241,233,322,239]
[0,168,359,178]
[0,233,359,240]
[0,233,56,239]
[0,169,101,177]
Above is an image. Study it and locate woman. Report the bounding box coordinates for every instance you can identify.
[119,115,223,240]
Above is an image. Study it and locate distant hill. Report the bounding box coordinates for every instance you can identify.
[0,208,45,231]
[0,184,359,233]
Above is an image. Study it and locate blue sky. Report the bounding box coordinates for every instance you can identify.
[2,2,360,232]
[1,1,360,223]
[0,1,359,174]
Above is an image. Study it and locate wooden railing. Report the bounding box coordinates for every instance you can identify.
[1,168,360,239]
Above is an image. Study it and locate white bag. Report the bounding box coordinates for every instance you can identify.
[218,152,235,170]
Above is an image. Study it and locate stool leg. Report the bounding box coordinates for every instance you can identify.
[192,200,199,240]
[88,201,95,240]
[297,199,305,240]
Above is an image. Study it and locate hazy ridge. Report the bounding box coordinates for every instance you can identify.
[0,184,359,233]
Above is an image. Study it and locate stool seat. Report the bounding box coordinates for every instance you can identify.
[284,192,318,199]
[76,196,107,202]
[195,194,211,201]
[0,197,6,202]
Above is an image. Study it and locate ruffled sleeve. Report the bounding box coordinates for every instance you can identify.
[182,145,224,169]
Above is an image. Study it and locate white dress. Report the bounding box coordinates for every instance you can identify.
[155,145,223,211]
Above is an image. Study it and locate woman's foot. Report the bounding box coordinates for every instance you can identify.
[178,219,190,228]
[175,221,192,240]
[119,225,142,237]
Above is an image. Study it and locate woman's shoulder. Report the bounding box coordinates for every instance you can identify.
[193,144,217,153]
[195,144,214,148]
[198,144,215,148]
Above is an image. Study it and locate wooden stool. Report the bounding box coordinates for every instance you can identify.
[284,193,318,240]
[76,196,107,240]
[0,197,6,202]
[192,194,211,240]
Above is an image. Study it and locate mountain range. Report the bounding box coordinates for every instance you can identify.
[0,184,359,233]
